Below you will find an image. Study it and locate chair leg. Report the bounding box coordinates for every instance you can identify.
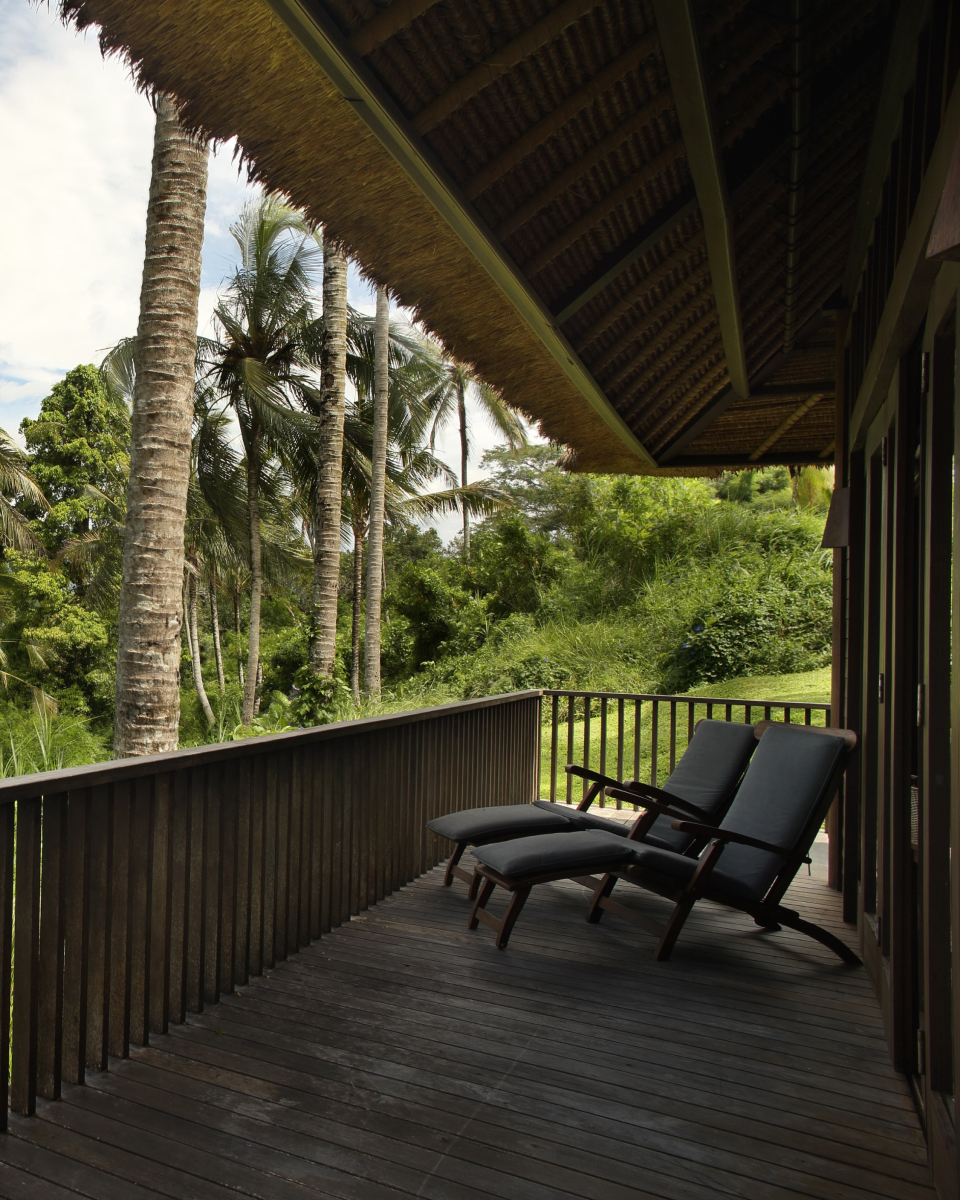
[443,842,466,887]
[468,868,483,901]
[654,895,696,961]
[496,884,532,949]
[587,873,617,923]
[775,908,862,965]
[468,878,496,930]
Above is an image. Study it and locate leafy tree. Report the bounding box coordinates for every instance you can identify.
[20,364,129,559]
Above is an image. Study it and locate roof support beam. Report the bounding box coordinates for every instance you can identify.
[413,0,601,135]
[463,36,661,201]
[841,0,933,301]
[658,309,831,460]
[264,0,658,467]
[651,0,749,398]
[350,0,440,56]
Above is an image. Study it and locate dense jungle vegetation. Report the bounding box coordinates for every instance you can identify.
[0,358,833,772]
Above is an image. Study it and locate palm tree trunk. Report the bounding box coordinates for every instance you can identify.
[310,239,348,678]
[234,587,245,688]
[363,284,390,699]
[114,94,208,758]
[209,569,226,691]
[350,524,364,702]
[458,379,470,558]
[187,559,215,727]
[243,447,263,724]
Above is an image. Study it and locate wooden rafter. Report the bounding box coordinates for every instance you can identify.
[591,264,712,371]
[555,193,698,325]
[523,142,686,274]
[651,0,749,397]
[748,395,826,461]
[572,242,705,351]
[463,36,661,200]
[412,0,601,135]
[496,93,674,240]
[602,287,715,388]
[263,0,658,467]
[350,0,440,56]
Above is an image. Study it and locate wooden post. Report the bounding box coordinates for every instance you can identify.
[828,309,850,890]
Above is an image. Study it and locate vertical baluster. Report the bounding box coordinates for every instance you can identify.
[308,744,324,940]
[565,695,574,804]
[582,696,591,803]
[616,699,625,785]
[354,737,369,915]
[148,774,173,1037]
[0,803,13,1129]
[549,694,559,802]
[37,794,66,1098]
[167,773,189,1026]
[725,702,732,722]
[273,750,291,960]
[219,759,238,996]
[319,742,335,934]
[745,704,752,725]
[248,756,265,978]
[764,705,772,722]
[650,700,659,785]
[233,762,252,984]
[86,784,112,1068]
[784,705,792,725]
[687,702,695,746]
[62,789,92,1077]
[706,701,714,720]
[203,764,222,1002]
[185,768,206,1013]
[11,798,41,1114]
[298,747,314,944]
[669,701,677,774]
[329,741,345,928]
[599,698,608,806]
[633,700,640,797]
[107,783,132,1057]
[262,756,278,970]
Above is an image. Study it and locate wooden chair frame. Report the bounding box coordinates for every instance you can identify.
[468,727,860,964]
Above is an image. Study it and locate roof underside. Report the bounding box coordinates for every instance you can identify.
[63,0,894,473]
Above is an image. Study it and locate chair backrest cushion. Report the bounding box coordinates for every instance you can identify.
[647,719,760,851]
[712,724,848,901]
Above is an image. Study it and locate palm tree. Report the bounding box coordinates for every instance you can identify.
[0,430,48,552]
[309,239,348,680]
[204,195,323,724]
[427,359,527,557]
[114,93,209,758]
[363,284,390,698]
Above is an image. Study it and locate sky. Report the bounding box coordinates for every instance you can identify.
[0,0,533,541]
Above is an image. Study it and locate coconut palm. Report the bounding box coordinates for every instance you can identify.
[426,359,527,557]
[0,430,48,553]
[114,94,209,758]
[363,285,390,698]
[309,240,349,681]
[203,195,324,724]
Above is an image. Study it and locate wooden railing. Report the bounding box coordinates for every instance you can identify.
[541,690,831,807]
[0,690,541,1126]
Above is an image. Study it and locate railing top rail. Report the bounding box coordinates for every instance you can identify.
[542,690,830,709]
[0,689,543,804]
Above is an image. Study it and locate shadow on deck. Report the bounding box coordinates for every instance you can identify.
[0,861,934,1200]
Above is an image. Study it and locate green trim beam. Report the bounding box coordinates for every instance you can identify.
[651,0,749,398]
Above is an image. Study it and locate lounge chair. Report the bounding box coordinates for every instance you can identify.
[467,723,858,964]
[427,718,760,895]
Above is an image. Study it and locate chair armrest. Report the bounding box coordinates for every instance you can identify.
[567,764,647,811]
[669,820,799,858]
[607,789,700,840]
[606,783,710,821]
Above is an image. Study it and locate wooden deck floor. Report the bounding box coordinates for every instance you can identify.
[0,858,935,1200]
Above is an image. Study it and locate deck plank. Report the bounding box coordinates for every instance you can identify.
[0,865,937,1200]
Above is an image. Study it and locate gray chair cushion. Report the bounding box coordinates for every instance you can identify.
[624,842,759,901]
[427,805,573,843]
[473,830,635,878]
[429,719,759,854]
[710,725,847,901]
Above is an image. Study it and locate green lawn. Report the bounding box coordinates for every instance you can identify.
[538,666,832,802]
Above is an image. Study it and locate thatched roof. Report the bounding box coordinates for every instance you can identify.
[62,0,895,473]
